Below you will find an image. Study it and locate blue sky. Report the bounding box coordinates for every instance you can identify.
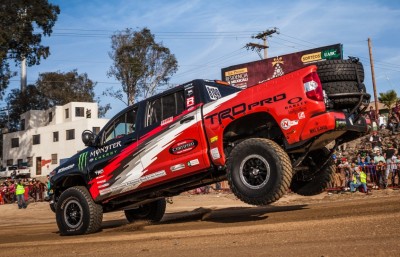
[4,0,400,118]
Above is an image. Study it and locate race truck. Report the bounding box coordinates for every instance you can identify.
[49,59,370,235]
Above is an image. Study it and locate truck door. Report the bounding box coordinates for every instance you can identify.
[137,85,210,189]
[85,105,142,201]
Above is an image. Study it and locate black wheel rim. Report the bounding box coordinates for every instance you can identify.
[64,199,83,229]
[239,154,270,189]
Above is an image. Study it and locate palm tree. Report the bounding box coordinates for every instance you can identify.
[378,90,398,116]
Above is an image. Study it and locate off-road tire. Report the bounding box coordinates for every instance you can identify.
[56,186,103,236]
[226,138,292,205]
[323,81,366,108]
[290,148,335,196]
[316,59,364,83]
[124,198,166,223]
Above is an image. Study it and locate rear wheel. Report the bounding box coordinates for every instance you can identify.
[290,148,335,196]
[227,138,292,205]
[56,186,103,236]
[124,198,166,223]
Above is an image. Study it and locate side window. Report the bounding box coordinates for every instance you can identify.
[176,91,185,114]
[162,93,176,119]
[146,90,185,127]
[104,107,137,143]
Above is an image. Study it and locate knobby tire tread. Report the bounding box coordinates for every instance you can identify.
[227,138,292,206]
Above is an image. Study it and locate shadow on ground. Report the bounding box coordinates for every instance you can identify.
[102,204,308,232]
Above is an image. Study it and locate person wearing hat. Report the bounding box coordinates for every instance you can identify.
[15,179,27,209]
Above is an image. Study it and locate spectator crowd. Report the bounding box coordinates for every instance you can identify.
[0,177,49,206]
[332,130,400,193]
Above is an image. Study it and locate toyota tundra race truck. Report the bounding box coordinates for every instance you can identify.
[49,59,370,235]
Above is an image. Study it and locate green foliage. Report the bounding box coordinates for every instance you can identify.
[378,90,398,115]
[36,70,95,106]
[0,70,104,131]
[1,85,48,131]
[107,27,178,105]
[0,0,60,98]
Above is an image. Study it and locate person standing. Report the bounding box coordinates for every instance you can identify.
[368,106,378,130]
[15,180,27,209]
[384,144,397,188]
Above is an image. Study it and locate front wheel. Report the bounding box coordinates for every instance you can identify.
[227,138,292,205]
[56,186,103,236]
[124,198,166,223]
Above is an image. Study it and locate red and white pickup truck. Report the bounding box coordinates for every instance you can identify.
[49,59,370,235]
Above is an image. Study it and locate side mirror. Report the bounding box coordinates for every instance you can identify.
[82,130,96,146]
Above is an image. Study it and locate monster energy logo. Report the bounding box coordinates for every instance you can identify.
[78,152,88,171]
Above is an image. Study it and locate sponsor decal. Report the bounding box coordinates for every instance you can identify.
[79,142,122,171]
[78,152,88,171]
[57,164,75,174]
[161,116,173,126]
[186,96,195,107]
[210,147,221,160]
[301,52,322,63]
[98,183,109,189]
[99,170,166,195]
[170,163,185,172]
[94,169,104,176]
[322,49,340,60]
[280,118,299,130]
[335,120,346,129]
[288,106,307,114]
[210,136,218,143]
[298,112,305,119]
[224,68,249,88]
[301,48,340,63]
[184,83,193,89]
[90,141,121,158]
[205,85,222,100]
[169,139,198,155]
[187,159,200,167]
[186,88,194,96]
[205,93,286,124]
[310,125,328,134]
[285,97,307,110]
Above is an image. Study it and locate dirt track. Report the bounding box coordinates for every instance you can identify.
[1,190,400,257]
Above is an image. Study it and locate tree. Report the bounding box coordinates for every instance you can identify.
[0,85,48,131]
[107,27,178,105]
[378,90,398,116]
[0,0,60,98]
[0,70,109,131]
[36,70,96,106]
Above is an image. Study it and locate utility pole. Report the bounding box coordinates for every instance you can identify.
[368,38,379,116]
[21,57,27,92]
[245,28,279,59]
[20,7,27,93]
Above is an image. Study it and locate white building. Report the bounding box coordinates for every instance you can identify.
[2,102,109,177]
